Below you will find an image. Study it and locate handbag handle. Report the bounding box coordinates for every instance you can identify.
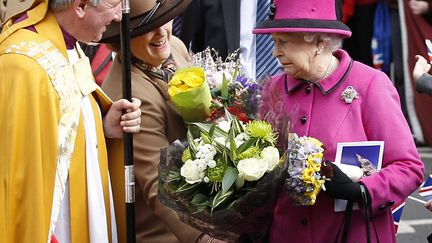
[360,184,372,243]
[335,184,376,243]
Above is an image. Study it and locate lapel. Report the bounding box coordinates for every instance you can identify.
[221,0,240,52]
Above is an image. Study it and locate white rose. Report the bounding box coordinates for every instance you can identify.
[237,158,268,181]
[260,146,280,172]
[180,159,204,184]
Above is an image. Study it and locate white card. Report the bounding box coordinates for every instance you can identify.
[333,141,384,212]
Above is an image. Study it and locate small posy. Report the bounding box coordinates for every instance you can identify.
[341,86,359,104]
[285,134,331,206]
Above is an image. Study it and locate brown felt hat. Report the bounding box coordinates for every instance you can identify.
[100,0,191,43]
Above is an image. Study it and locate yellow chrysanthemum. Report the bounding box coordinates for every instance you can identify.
[246,120,276,145]
[168,67,205,96]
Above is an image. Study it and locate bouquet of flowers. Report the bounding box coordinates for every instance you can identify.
[158,110,285,241]
[284,133,332,206]
[167,67,212,121]
[193,48,263,123]
[168,48,262,123]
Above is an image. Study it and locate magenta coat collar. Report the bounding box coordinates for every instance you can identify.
[284,49,353,95]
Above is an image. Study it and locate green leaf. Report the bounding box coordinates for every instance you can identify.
[232,65,239,82]
[211,189,234,214]
[190,193,211,214]
[229,132,237,162]
[200,131,211,144]
[191,193,210,205]
[227,198,238,209]
[222,167,238,193]
[187,128,197,157]
[222,150,229,167]
[213,140,229,154]
[224,108,243,134]
[226,125,238,162]
[236,137,258,154]
[225,108,234,123]
[221,73,229,99]
[191,122,228,138]
[232,115,244,134]
[193,205,206,214]
[166,170,182,183]
[175,182,200,193]
[209,124,216,139]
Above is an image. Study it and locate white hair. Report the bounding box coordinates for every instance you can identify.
[49,0,101,11]
[303,33,343,53]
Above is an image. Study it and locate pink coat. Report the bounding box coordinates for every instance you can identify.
[260,50,424,243]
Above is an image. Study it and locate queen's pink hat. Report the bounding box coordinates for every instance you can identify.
[253,0,351,38]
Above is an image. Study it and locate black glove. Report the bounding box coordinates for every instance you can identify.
[324,163,362,201]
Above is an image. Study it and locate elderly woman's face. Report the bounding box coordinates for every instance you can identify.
[131,21,173,67]
[271,32,317,79]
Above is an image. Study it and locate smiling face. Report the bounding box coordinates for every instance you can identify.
[79,0,122,42]
[271,32,318,79]
[130,21,173,67]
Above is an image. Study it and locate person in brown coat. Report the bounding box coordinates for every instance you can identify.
[100,0,226,242]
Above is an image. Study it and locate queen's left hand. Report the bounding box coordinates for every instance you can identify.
[103,98,142,138]
[324,163,362,201]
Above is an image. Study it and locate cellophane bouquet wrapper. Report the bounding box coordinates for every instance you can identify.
[158,140,285,242]
[168,67,212,122]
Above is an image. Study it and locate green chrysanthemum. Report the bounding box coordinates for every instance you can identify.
[237,146,260,160]
[206,163,226,182]
[246,120,276,145]
[181,149,191,162]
